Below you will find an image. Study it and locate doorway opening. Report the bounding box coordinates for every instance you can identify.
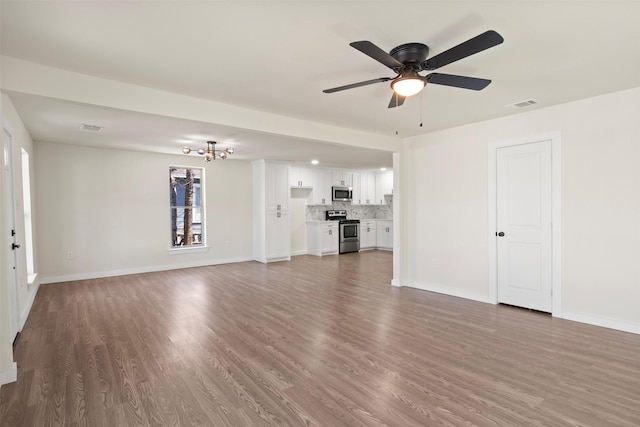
[3,127,20,341]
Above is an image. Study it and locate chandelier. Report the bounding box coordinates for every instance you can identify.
[181,141,234,162]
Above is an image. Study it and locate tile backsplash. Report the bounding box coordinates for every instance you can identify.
[307,200,392,221]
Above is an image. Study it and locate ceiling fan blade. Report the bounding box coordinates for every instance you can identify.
[323,77,392,93]
[350,41,404,71]
[426,73,491,90]
[422,30,504,71]
[388,93,405,108]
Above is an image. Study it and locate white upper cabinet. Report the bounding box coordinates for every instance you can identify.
[351,172,362,205]
[312,169,332,205]
[365,173,377,205]
[375,171,393,205]
[286,166,392,206]
[266,162,290,212]
[353,172,379,205]
[290,166,314,188]
[332,169,353,187]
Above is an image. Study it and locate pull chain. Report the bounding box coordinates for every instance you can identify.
[420,91,423,127]
[395,92,400,135]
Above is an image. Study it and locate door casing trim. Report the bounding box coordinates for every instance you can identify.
[488,132,562,317]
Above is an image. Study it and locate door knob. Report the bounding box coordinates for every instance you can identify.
[12,243,20,250]
[497,232,505,237]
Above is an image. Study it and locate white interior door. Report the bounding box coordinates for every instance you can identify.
[497,140,552,312]
[3,128,19,340]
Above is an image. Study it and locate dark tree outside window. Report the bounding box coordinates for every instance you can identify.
[170,167,203,247]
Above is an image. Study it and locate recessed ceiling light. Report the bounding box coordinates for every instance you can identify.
[311,160,319,165]
[380,167,387,171]
[80,123,103,132]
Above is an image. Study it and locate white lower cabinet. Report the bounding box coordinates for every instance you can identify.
[376,220,393,250]
[266,211,291,260]
[307,222,339,256]
[360,220,376,249]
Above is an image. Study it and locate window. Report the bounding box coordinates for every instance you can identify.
[169,167,203,247]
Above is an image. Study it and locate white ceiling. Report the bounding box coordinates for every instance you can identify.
[1,1,639,168]
[4,91,394,169]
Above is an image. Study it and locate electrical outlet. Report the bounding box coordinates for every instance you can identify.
[433,258,439,268]
[66,251,73,260]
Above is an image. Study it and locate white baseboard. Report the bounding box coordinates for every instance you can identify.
[398,281,638,335]
[0,363,17,387]
[391,278,401,287]
[397,280,493,304]
[562,312,640,335]
[266,256,291,263]
[291,250,308,256]
[40,256,254,284]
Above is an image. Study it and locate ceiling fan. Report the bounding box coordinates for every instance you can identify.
[323,30,504,108]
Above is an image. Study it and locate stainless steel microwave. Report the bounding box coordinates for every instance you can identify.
[332,186,352,202]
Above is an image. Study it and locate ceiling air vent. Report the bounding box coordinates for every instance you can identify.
[80,123,104,132]
[505,99,538,108]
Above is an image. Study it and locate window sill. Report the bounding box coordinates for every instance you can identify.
[168,246,209,255]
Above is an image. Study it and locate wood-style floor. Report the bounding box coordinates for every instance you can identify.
[1,251,639,426]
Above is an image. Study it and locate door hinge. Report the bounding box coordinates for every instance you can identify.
[11,229,16,236]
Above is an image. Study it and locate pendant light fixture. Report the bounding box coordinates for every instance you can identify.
[182,141,234,162]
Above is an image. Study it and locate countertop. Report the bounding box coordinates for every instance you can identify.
[306,219,392,223]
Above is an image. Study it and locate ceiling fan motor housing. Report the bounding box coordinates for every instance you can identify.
[389,43,430,68]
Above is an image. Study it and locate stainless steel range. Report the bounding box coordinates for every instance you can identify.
[325,210,360,254]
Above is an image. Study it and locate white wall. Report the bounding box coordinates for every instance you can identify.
[401,87,640,333]
[1,94,39,384]
[35,142,253,282]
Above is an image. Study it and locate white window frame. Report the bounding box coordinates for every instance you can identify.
[169,166,206,253]
[21,148,36,284]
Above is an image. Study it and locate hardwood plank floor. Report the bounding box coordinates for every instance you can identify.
[1,251,639,426]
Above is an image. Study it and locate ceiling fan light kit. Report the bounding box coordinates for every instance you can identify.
[323,30,504,108]
[391,73,425,97]
[181,141,234,162]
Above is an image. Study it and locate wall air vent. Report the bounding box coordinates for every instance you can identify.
[80,124,104,131]
[505,99,538,108]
